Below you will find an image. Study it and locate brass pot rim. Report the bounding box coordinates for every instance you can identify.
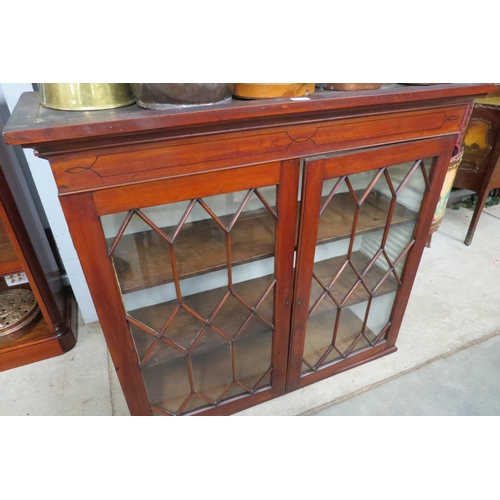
[40,83,136,111]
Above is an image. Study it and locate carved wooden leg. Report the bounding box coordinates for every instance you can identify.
[465,180,493,245]
[465,153,500,245]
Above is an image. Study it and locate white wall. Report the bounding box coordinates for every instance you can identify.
[1,84,98,323]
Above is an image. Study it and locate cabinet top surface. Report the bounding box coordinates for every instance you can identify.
[3,84,497,148]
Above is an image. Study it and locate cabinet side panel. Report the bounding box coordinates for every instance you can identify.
[60,192,152,415]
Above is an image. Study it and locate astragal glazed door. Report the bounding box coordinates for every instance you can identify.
[99,160,299,415]
[287,137,456,391]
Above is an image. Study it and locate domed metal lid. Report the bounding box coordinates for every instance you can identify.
[0,289,40,338]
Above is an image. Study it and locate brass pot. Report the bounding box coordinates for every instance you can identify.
[131,83,234,109]
[41,83,136,111]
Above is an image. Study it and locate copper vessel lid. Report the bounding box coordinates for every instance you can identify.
[0,289,39,337]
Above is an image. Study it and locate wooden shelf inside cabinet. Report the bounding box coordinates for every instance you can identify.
[111,191,415,295]
[317,190,416,245]
[110,206,276,294]
[128,252,397,363]
[128,274,275,364]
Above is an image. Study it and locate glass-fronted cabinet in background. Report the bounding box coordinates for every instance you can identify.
[0,163,76,371]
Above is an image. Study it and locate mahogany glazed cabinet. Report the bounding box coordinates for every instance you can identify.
[0,151,76,371]
[4,84,495,415]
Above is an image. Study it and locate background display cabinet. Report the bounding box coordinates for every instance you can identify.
[0,156,76,371]
[4,84,495,415]
[453,95,500,245]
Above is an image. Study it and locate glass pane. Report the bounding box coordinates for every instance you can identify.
[190,327,233,403]
[101,185,277,415]
[301,157,433,374]
[303,306,338,372]
[234,316,273,390]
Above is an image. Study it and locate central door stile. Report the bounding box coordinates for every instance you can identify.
[286,158,326,392]
[272,158,301,395]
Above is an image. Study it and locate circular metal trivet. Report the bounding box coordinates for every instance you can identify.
[0,289,40,338]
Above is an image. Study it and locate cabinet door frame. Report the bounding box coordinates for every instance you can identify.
[61,159,299,415]
[287,135,457,392]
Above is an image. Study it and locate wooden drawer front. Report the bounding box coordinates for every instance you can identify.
[51,105,467,194]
